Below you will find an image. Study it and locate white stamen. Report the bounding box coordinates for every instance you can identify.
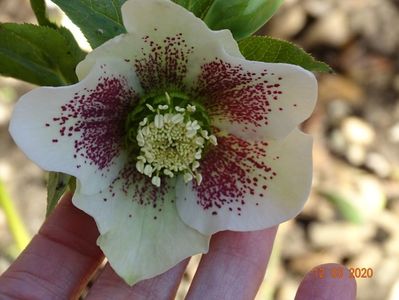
[172,114,184,124]
[137,130,145,146]
[186,104,196,112]
[195,137,205,146]
[139,117,148,126]
[201,130,209,138]
[154,114,164,128]
[165,92,172,104]
[195,173,203,185]
[164,169,174,177]
[195,150,202,160]
[146,104,155,112]
[175,106,185,112]
[192,161,200,170]
[158,104,168,110]
[135,105,214,187]
[163,113,172,123]
[183,172,193,183]
[186,129,197,138]
[144,164,153,176]
[209,135,217,145]
[191,120,200,130]
[142,126,150,136]
[151,176,161,187]
[136,161,145,173]
[144,151,155,163]
[137,155,146,162]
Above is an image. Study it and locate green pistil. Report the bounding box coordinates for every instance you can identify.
[125,91,216,187]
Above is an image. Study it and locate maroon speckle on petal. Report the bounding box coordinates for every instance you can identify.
[134,34,193,92]
[194,132,275,216]
[47,66,138,171]
[108,164,170,208]
[194,59,286,132]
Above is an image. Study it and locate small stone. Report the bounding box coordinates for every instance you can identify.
[346,144,366,166]
[0,257,10,274]
[341,117,375,146]
[288,251,340,275]
[303,10,352,48]
[268,5,306,39]
[388,123,399,143]
[309,222,375,249]
[0,102,11,126]
[388,279,399,300]
[327,99,352,124]
[276,277,299,300]
[329,129,346,154]
[318,75,364,105]
[347,243,382,270]
[280,224,310,258]
[365,152,392,177]
[304,0,334,17]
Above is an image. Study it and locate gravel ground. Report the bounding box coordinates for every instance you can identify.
[1,0,399,299]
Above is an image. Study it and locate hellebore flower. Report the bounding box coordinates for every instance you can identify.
[9,0,317,285]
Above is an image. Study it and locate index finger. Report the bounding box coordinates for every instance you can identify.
[0,193,104,299]
[187,226,278,300]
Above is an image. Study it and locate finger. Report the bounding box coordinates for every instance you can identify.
[186,226,278,300]
[295,263,357,300]
[0,193,104,299]
[86,259,189,300]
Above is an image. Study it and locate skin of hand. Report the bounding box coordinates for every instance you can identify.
[0,193,356,300]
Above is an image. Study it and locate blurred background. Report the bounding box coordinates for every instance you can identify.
[1,0,399,299]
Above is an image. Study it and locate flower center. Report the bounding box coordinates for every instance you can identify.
[125,92,216,187]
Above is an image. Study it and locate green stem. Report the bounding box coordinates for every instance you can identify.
[0,180,30,252]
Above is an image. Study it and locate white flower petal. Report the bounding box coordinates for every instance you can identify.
[73,174,209,285]
[176,128,312,235]
[76,0,243,92]
[9,59,141,194]
[197,57,317,140]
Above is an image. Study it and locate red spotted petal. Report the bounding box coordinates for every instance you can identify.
[195,58,317,140]
[176,129,313,235]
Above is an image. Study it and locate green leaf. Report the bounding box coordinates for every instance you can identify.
[203,0,284,40]
[173,0,282,40]
[30,0,57,28]
[46,172,71,216]
[51,0,128,48]
[0,23,86,86]
[173,0,215,19]
[239,36,332,73]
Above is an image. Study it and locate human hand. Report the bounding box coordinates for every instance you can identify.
[0,193,356,299]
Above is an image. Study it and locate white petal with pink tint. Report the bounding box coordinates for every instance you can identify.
[197,56,317,140]
[73,174,210,285]
[176,128,312,235]
[9,59,141,194]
